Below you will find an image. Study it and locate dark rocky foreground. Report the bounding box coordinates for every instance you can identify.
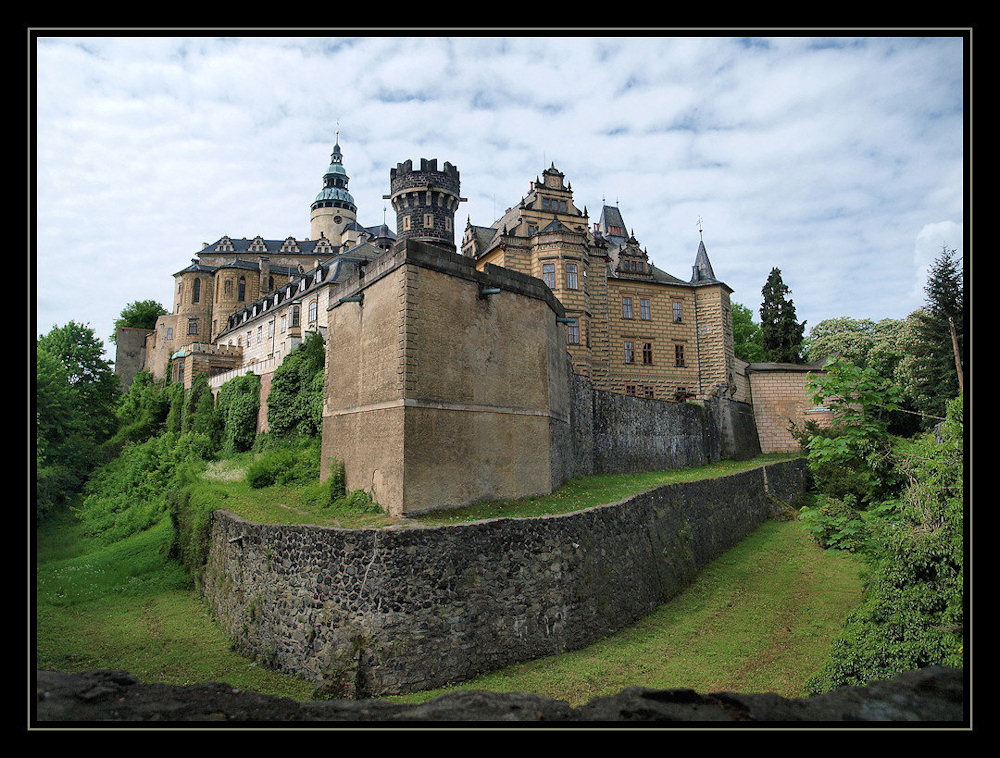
[33,666,965,725]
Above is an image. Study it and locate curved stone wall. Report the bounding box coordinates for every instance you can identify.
[201,458,809,698]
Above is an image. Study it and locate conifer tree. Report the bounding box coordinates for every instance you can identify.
[759,267,806,363]
[909,245,964,423]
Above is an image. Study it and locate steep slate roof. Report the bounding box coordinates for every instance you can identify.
[200,236,340,257]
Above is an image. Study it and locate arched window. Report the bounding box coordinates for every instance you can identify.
[308,299,318,323]
[193,278,201,303]
[268,275,274,291]
[238,276,246,302]
[224,279,233,297]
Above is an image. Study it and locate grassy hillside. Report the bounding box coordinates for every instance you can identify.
[35,454,863,704]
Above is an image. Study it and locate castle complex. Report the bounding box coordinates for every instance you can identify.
[136,133,738,405]
[119,132,827,514]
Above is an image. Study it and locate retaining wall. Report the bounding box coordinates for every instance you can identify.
[201,458,808,697]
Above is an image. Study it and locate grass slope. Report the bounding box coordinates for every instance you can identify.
[381,517,862,705]
[35,455,862,704]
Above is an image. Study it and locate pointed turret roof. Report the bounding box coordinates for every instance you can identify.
[691,239,718,282]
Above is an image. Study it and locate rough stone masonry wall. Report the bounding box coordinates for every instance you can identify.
[201,458,808,698]
[566,371,761,480]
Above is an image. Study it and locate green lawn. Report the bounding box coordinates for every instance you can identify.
[35,457,862,705]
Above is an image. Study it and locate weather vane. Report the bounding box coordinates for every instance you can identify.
[696,216,704,240]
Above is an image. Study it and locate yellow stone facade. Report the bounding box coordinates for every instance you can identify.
[462,165,736,402]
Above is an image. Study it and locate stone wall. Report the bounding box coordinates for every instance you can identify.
[567,372,761,479]
[113,326,154,390]
[201,458,809,698]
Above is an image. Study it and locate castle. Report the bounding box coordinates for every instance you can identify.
[118,132,828,515]
[134,133,738,404]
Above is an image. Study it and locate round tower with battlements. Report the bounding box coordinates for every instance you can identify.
[310,132,358,244]
[385,158,465,252]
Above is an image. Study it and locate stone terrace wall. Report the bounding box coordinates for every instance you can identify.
[201,458,808,698]
[567,372,762,479]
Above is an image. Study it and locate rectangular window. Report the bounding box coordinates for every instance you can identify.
[622,297,633,319]
[566,263,578,290]
[625,384,636,396]
[403,216,412,231]
[268,320,274,338]
[257,325,263,344]
[187,319,198,335]
[642,342,653,364]
[281,314,287,333]
[542,262,556,289]
[643,386,655,399]
[673,301,683,323]
[675,344,686,367]
[640,298,651,320]
[309,300,318,323]
[424,213,434,228]
[247,330,252,346]
[292,306,300,327]
[566,318,580,345]
[166,327,173,340]
[624,341,634,364]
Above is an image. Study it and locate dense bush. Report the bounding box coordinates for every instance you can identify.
[216,373,261,454]
[266,332,325,438]
[75,432,212,545]
[806,396,964,693]
[246,437,321,489]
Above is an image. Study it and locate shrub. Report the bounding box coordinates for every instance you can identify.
[267,332,325,438]
[75,432,211,544]
[806,396,964,693]
[246,438,321,489]
[216,373,260,454]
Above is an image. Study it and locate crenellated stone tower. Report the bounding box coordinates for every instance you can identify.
[385,158,465,252]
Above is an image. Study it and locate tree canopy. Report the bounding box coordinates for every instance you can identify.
[111,300,168,343]
[759,267,806,363]
[731,302,765,363]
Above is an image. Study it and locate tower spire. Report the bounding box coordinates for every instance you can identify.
[310,128,357,244]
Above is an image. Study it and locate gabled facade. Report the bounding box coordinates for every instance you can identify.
[462,164,737,402]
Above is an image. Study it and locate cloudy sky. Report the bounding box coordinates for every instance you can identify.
[33,33,966,360]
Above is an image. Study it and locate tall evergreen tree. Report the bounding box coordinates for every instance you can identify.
[909,246,964,422]
[759,267,806,363]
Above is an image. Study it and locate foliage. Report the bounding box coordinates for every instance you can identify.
[105,371,171,449]
[246,438,321,489]
[806,396,964,693]
[905,247,964,426]
[759,268,806,363]
[181,375,216,438]
[74,432,212,545]
[38,321,119,441]
[327,457,346,502]
[266,331,326,438]
[731,302,765,362]
[798,494,898,553]
[215,373,261,454]
[36,322,121,518]
[110,299,168,343]
[800,357,904,507]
